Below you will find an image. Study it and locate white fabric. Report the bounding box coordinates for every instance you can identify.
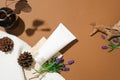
[0,31,65,80]
[0,31,31,80]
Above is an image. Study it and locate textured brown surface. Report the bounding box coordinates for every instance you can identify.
[1,0,120,80]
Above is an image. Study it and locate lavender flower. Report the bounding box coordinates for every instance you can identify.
[55,57,63,63]
[101,35,106,39]
[112,39,119,43]
[68,60,75,65]
[62,67,70,71]
[101,46,108,49]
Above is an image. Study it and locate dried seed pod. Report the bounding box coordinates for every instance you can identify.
[18,52,33,68]
[14,0,32,14]
[0,37,14,52]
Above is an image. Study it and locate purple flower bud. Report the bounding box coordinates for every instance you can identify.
[101,35,106,39]
[68,60,75,65]
[101,46,108,49]
[112,39,119,43]
[62,67,70,71]
[55,58,63,63]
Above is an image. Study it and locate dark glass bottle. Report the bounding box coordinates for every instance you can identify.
[0,7,17,29]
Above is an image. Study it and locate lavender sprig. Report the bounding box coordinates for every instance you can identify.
[34,56,74,74]
[100,34,120,52]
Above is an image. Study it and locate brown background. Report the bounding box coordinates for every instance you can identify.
[1,0,120,80]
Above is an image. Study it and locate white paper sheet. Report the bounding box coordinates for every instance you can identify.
[0,31,31,80]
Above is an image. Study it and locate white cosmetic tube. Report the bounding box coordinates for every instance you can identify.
[33,23,76,65]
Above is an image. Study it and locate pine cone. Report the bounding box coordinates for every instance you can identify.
[18,52,33,68]
[0,37,14,52]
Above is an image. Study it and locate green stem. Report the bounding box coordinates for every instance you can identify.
[37,62,56,74]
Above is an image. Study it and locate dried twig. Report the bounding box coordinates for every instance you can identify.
[29,72,47,80]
